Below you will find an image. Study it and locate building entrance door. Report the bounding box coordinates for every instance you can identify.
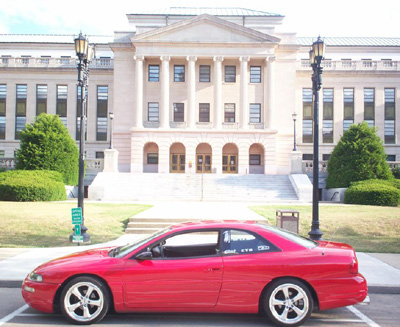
[196,154,212,173]
[222,155,238,174]
[170,154,185,173]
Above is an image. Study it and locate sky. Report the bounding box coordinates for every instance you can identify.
[0,0,399,37]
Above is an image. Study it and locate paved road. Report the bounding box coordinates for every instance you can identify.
[1,288,397,327]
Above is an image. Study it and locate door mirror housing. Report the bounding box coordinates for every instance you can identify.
[136,251,153,260]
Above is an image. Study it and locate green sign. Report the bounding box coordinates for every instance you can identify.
[75,224,81,236]
[71,208,83,225]
[72,235,83,243]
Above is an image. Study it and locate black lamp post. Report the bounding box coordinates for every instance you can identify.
[308,36,325,241]
[70,32,94,243]
[292,112,297,151]
[109,111,114,149]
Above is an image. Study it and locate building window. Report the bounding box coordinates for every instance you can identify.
[323,88,334,143]
[302,88,313,143]
[249,154,261,165]
[149,65,160,82]
[199,103,210,122]
[224,103,235,123]
[97,85,108,141]
[225,66,236,83]
[364,88,375,127]
[199,65,210,82]
[76,86,87,141]
[36,85,47,116]
[56,85,67,127]
[343,88,354,131]
[322,154,331,161]
[147,153,159,164]
[173,103,184,122]
[302,154,313,160]
[95,152,104,159]
[174,65,185,82]
[0,150,4,158]
[387,155,396,162]
[148,102,159,122]
[250,103,261,123]
[15,84,27,140]
[384,88,395,144]
[250,66,261,83]
[0,84,6,140]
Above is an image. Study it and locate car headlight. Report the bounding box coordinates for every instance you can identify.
[28,272,43,283]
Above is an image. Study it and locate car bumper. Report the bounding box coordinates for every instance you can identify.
[316,273,368,311]
[22,278,60,313]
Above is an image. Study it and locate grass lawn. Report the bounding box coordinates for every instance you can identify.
[250,204,400,253]
[0,201,151,248]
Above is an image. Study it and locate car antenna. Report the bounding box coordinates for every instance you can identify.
[322,225,339,256]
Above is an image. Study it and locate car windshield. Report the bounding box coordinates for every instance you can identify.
[258,224,318,249]
[114,228,171,258]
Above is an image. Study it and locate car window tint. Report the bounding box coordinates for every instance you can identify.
[222,229,278,255]
[154,230,220,259]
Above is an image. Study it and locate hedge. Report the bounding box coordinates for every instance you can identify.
[344,179,400,207]
[0,170,66,202]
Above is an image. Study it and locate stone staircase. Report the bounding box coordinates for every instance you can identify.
[89,173,299,202]
[125,217,200,234]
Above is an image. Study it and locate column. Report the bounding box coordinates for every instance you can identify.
[160,56,171,129]
[213,56,224,129]
[240,56,250,129]
[266,57,275,129]
[187,56,197,128]
[133,55,144,128]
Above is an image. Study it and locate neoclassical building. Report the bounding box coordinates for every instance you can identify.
[1,8,399,196]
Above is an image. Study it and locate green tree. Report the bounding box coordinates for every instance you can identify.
[326,122,393,188]
[16,114,79,185]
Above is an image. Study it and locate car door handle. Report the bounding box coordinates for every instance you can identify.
[205,267,221,272]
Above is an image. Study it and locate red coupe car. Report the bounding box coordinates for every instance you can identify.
[22,221,368,327]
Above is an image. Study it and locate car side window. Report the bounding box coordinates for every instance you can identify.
[150,230,220,259]
[221,229,279,255]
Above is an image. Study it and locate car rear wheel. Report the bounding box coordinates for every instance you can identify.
[60,276,110,325]
[263,278,313,327]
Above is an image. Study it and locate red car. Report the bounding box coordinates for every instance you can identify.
[22,221,368,327]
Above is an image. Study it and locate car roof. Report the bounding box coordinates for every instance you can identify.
[168,220,267,231]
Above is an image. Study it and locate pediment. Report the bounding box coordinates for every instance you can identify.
[132,14,280,44]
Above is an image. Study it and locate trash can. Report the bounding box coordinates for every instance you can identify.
[276,210,299,234]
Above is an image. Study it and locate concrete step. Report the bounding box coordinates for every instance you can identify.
[89,173,300,202]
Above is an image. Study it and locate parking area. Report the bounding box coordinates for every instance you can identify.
[1,288,395,327]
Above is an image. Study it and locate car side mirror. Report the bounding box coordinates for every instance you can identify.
[136,251,153,260]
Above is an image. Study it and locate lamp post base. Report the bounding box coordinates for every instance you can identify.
[308,228,323,241]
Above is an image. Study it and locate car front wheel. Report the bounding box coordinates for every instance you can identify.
[263,278,313,327]
[60,276,110,325]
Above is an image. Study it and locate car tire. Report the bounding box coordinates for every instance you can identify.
[60,276,110,325]
[263,278,313,327]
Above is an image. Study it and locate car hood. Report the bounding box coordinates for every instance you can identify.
[32,247,116,277]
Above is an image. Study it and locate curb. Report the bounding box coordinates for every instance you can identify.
[2,280,400,294]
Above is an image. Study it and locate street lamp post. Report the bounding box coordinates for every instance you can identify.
[109,111,114,149]
[292,112,297,151]
[70,33,94,243]
[308,36,325,241]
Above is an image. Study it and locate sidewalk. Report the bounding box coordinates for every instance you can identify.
[1,201,399,293]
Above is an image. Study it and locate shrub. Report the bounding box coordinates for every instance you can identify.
[0,170,66,202]
[15,114,79,185]
[326,122,393,188]
[344,179,400,207]
[392,166,400,179]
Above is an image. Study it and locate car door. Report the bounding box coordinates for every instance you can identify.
[122,230,223,308]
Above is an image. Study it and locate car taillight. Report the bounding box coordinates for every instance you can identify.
[349,257,358,274]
